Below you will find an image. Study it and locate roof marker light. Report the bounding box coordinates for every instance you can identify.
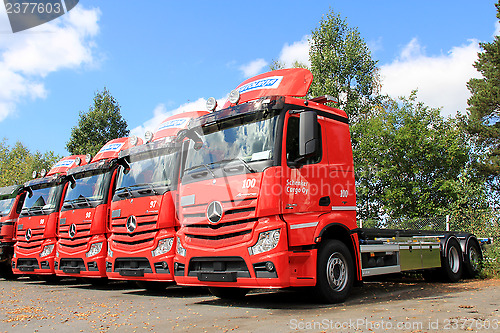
[144,131,154,143]
[40,169,47,177]
[206,97,217,111]
[75,157,81,166]
[32,171,37,179]
[129,135,138,146]
[85,154,92,163]
[228,89,240,104]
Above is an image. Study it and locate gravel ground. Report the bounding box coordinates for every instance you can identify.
[0,276,498,332]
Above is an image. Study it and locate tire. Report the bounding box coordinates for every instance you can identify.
[312,240,354,303]
[208,287,249,300]
[84,277,109,287]
[42,275,61,284]
[440,237,463,282]
[136,281,170,291]
[0,262,18,280]
[463,239,482,278]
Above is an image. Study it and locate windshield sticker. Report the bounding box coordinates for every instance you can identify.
[98,142,125,154]
[158,118,189,131]
[52,159,75,169]
[238,76,283,94]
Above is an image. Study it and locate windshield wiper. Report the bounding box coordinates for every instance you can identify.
[185,163,216,179]
[128,183,159,195]
[116,186,134,198]
[218,158,256,173]
[63,201,75,209]
[75,195,92,207]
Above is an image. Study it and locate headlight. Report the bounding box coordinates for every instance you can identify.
[152,238,174,257]
[176,237,186,257]
[40,244,55,258]
[86,242,103,258]
[248,229,281,255]
[107,246,113,258]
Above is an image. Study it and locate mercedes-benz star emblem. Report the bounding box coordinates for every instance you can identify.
[25,228,32,241]
[126,215,137,233]
[69,224,77,238]
[206,201,224,224]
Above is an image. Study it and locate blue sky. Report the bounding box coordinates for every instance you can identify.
[0,1,497,157]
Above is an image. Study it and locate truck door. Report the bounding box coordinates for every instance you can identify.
[281,112,330,246]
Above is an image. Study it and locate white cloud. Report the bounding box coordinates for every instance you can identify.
[130,97,227,139]
[380,37,482,117]
[239,58,268,78]
[277,35,310,67]
[0,5,101,122]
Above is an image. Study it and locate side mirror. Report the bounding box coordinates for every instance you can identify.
[69,175,76,189]
[298,111,319,157]
[183,128,204,151]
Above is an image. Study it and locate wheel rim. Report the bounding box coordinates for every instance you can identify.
[448,246,460,274]
[469,246,480,271]
[326,252,348,291]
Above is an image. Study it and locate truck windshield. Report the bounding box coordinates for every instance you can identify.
[64,170,111,208]
[21,183,63,216]
[0,197,15,216]
[115,152,176,196]
[184,111,280,174]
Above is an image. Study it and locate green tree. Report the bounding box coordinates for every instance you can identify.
[353,93,470,220]
[66,88,129,156]
[0,139,61,186]
[466,1,500,187]
[309,9,379,120]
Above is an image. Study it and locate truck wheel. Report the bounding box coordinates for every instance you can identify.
[84,277,109,287]
[440,238,463,282]
[0,263,18,280]
[313,240,354,303]
[136,281,170,291]
[463,239,482,278]
[208,287,248,300]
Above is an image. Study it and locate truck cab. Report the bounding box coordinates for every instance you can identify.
[12,155,88,278]
[174,69,358,300]
[55,137,141,282]
[106,111,207,288]
[0,185,26,279]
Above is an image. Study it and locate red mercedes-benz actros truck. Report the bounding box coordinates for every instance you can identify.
[55,137,141,283]
[106,111,207,289]
[0,185,26,279]
[12,155,88,279]
[174,68,482,303]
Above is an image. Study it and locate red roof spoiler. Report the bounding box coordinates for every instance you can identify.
[153,111,209,141]
[223,68,313,108]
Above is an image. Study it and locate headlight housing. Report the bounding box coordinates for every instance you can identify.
[176,237,186,257]
[248,229,281,255]
[107,246,113,258]
[86,242,103,258]
[152,238,174,257]
[40,244,55,258]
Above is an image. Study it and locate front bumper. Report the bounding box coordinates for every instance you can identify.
[12,239,56,276]
[54,236,107,278]
[106,238,175,282]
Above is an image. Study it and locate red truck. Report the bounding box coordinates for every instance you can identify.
[55,137,141,283]
[12,155,88,279]
[0,185,26,279]
[174,68,482,303]
[106,111,207,289]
